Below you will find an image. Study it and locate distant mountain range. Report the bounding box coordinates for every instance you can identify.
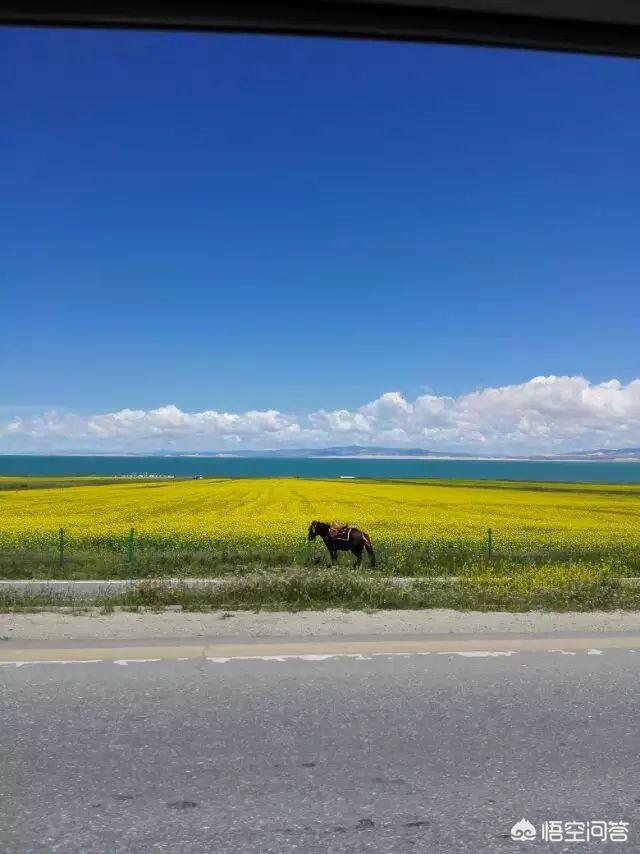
[7,446,640,460]
[544,447,640,461]
[142,445,640,461]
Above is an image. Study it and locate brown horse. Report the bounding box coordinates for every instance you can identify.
[307,521,376,568]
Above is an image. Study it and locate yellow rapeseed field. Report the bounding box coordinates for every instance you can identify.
[1,477,639,557]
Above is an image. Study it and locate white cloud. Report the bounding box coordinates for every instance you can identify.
[2,375,640,454]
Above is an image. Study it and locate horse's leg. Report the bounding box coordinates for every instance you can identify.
[362,534,376,568]
[322,541,330,567]
[330,547,338,567]
[353,545,363,567]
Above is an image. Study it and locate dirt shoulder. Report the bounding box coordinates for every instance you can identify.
[2,607,639,643]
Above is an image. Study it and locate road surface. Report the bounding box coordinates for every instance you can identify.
[2,633,640,852]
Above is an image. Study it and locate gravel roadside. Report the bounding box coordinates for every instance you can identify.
[2,607,639,642]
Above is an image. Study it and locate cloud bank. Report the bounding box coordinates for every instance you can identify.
[2,375,640,454]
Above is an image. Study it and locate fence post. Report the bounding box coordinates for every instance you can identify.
[127,528,135,564]
[59,527,65,568]
[487,528,493,558]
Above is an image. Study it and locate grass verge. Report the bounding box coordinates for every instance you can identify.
[2,544,640,580]
[1,566,639,612]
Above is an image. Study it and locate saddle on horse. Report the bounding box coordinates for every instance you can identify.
[329,522,351,540]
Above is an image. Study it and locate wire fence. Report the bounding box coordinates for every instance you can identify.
[2,525,639,579]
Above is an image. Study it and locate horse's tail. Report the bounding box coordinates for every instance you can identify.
[361,531,375,567]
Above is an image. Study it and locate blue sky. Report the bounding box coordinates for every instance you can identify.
[2,27,640,451]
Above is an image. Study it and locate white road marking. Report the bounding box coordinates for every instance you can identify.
[438,650,516,658]
[5,637,639,669]
[206,653,374,663]
[0,659,104,667]
[0,648,619,669]
[371,652,416,658]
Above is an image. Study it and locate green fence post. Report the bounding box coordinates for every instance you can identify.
[59,527,65,568]
[127,528,135,564]
[487,528,493,558]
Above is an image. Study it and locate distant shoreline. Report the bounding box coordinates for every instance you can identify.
[1,453,639,463]
[314,455,640,462]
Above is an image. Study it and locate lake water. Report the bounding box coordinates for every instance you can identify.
[1,455,639,483]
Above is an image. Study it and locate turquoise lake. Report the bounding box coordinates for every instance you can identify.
[1,455,639,483]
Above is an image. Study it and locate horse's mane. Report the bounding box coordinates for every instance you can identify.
[313,520,349,530]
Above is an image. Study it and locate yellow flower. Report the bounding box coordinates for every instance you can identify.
[0,477,638,561]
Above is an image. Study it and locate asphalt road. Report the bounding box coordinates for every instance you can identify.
[2,639,640,853]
